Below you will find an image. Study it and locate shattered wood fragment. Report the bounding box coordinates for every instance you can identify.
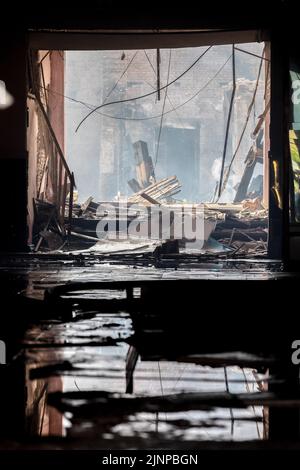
[128,176,181,204]
[80,196,94,215]
[133,140,155,188]
[140,192,160,205]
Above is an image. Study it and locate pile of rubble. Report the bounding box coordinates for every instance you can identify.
[32,140,268,256]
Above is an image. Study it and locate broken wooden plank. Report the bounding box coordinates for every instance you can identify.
[129,176,181,204]
[133,141,155,188]
[140,192,161,205]
[80,196,94,215]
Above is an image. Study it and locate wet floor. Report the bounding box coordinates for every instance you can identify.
[0,253,298,449]
[24,314,265,444]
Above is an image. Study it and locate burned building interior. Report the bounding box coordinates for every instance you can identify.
[1,0,300,464]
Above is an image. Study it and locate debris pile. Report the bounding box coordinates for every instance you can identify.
[128,176,181,204]
[32,137,268,257]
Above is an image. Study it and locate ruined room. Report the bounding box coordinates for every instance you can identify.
[1,0,300,464]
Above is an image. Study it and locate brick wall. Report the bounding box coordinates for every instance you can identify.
[65,43,265,202]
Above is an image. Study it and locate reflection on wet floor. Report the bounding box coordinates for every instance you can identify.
[24,311,265,444]
[2,255,298,449]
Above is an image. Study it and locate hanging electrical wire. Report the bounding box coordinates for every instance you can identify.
[103,50,139,103]
[217,44,236,199]
[234,46,269,62]
[144,50,156,75]
[143,49,185,129]
[41,50,231,126]
[218,48,265,198]
[155,49,172,167]
[75,46,212,132]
